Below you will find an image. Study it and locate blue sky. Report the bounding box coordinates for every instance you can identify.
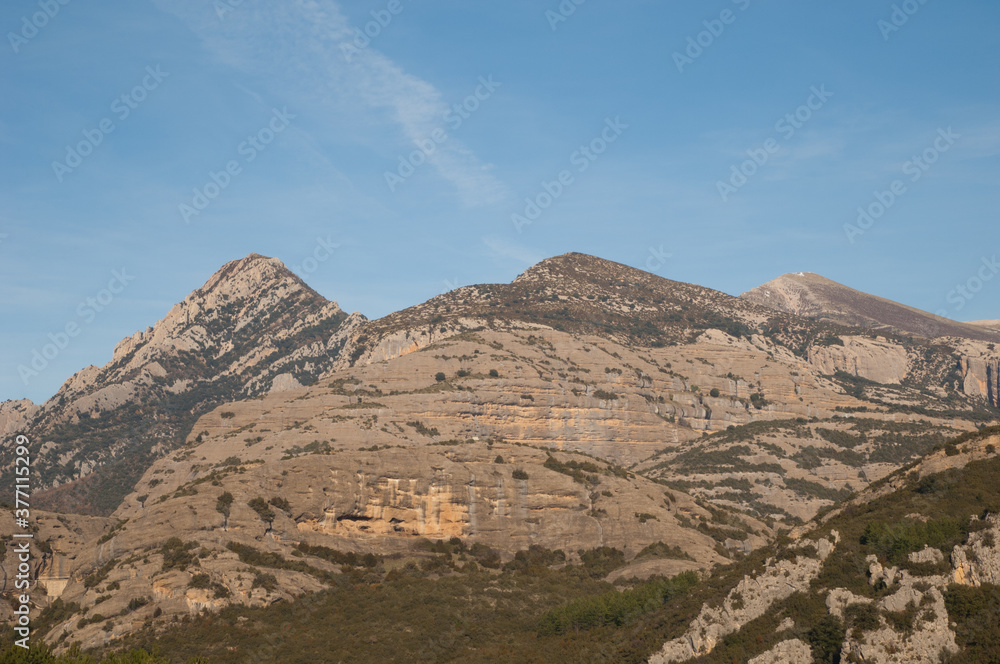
[2,0,998,404]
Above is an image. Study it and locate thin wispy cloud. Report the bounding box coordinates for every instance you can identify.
[482,235,545,267]
[151,0,509,206]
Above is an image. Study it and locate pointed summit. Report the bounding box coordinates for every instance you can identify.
[110,253,336,370]
[26,254,364,515]
[195,253,315,300]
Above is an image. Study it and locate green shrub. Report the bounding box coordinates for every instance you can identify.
[215,491,233,518]
[189,573,211,589]
[945,582,1000,661]
[84,559,119,588]
[883,601,919,634]
[504,545,565,572]
[160,538,199,572]
[635,542,695,562]
[816,427,866,449]
[251,571,278,592]
[268,496,291,512]
[296,542,381,568]
[544,456,600,485]
[468,542,502,569]
[247,497,276,523]
[227,542,331,582]
[538,572,698,635]
[807,614,845,664]
[844,601,880,633]
[406,420,440,437]
[512,469,529,480]
[860,517,966,565]
[578,547,626,578]
[127,597,150,612]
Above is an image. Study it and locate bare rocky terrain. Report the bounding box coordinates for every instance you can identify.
[742,271,1000,344]
[0,254,360,515]
[1,252,997,659]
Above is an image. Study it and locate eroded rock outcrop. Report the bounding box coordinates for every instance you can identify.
[840,581,958,664]
[952,514,1000,586]
[747,639,812,664]
[808,336,909,385]
[647,533,837,663]
[0,398,37,435]
[958,355,1000,408]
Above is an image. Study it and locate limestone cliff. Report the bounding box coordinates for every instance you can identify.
[807,335,909,384]
[0,398,37,436]
[958,354,1000,408]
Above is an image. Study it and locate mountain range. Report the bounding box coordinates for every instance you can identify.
[1,252,997,662]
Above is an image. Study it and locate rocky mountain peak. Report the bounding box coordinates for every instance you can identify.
[18,253,357,515]
[194,253,312,300]
[742,272,1000,343]
[513,252,648,287]
[108,253,338,370]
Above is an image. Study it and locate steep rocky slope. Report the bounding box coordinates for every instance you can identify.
[742,272,1000,343]
[644,426,1000,664]
[0,254,361,515]
[0,399,38,437]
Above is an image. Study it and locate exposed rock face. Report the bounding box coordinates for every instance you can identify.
[1,252,996,654]
[647,533,837,663]
[1,254,358,515]
[958,355,1000,408]
[11,434,730,648]
[91,253,350,392]
[0,509,111,625]
[742,272,1000,342]
[910,546,945,565]
[747,639,812,664]
[952,514,1000,586]
[841,583,958,664]
[269,373,303,393]
[0,398,37,436]
[357,253,777,354]
[807,335,909,384]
